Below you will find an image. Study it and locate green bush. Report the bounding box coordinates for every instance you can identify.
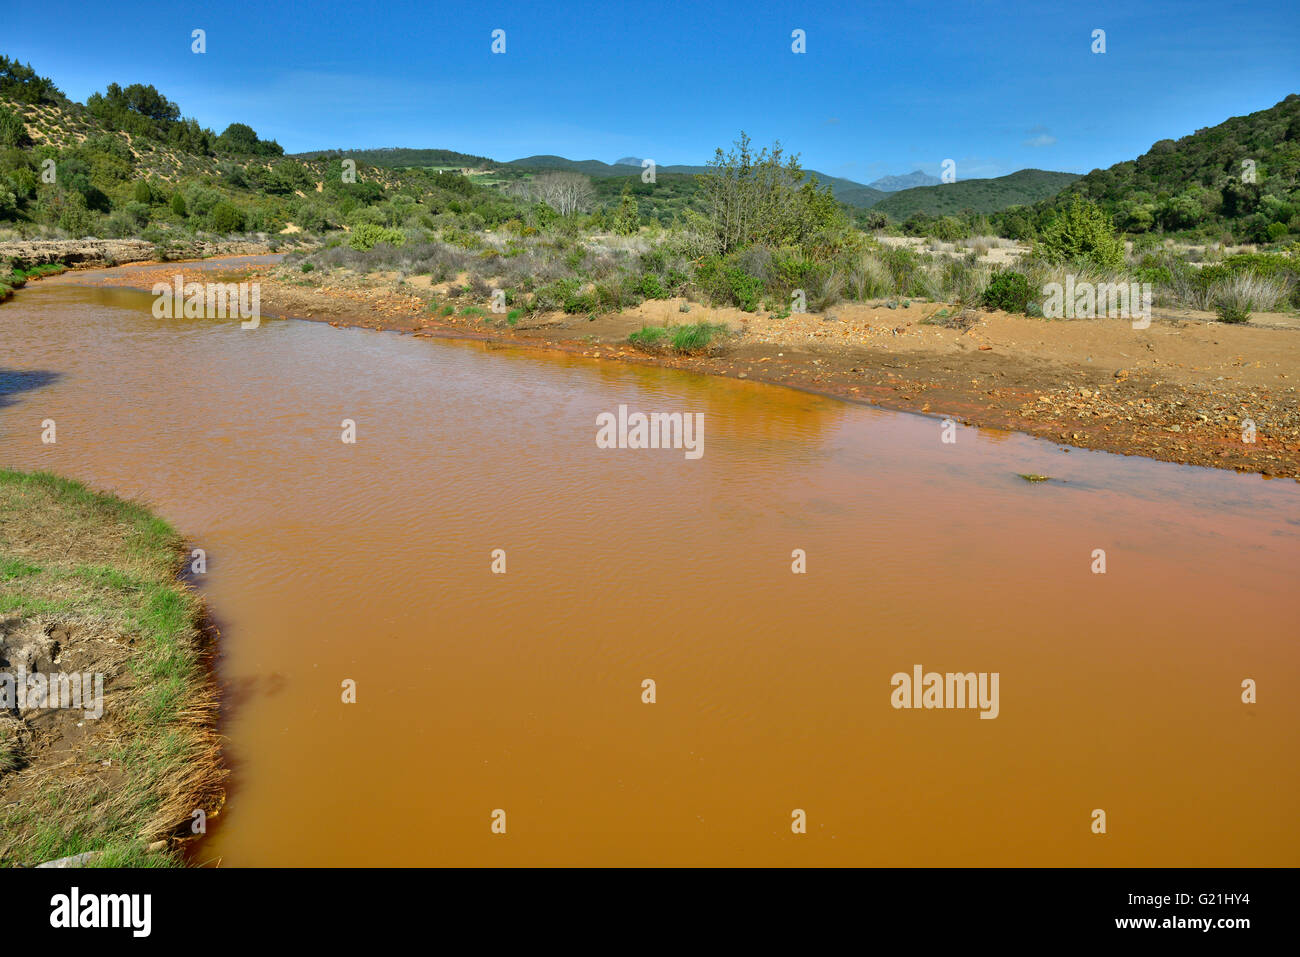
[348,223,405,250]
[697,256,763,311]
[1215,300,1251,324]
[0,105,27,147]
[637,273,668,299]
[207,200,245,233]
[1038,196,1125,270]
[982,270,1032,313]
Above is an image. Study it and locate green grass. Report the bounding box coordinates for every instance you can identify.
[628,325,669,348]
[0,469,221,868]
[2,263,68,286]
[671,322,730,353]
[629,322,731,354]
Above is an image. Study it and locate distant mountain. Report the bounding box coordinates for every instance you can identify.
[868,170,941,191]
[872,169,1082,219]
[507,155,887,207]
[613,156,644,167]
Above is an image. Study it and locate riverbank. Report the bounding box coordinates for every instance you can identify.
[0,237,282,271]
[31,256,1300,479]
[0,470,223,867]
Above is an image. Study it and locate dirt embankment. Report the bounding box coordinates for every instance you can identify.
[44,259,1300,480]
[0,237,277,269]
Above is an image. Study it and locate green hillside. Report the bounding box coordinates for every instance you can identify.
[873,169,1082,219]
[292,147,500,170]
[507,155,887,208]
[1023,93,1300,243]
[0,55,526,244]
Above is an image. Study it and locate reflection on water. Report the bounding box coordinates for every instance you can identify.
[2,278,1297,866]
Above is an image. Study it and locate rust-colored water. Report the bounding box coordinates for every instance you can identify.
[2,269,1297,865]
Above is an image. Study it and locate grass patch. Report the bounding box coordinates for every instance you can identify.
[628,325,670,348]
[629,321,731,354]
[671,322,730,353]
[0,469,222,868]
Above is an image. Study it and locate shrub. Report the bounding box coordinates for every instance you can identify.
[637,273,668,299]
[0,105,27,147]
[207,201,245,233]
[131,180,161,205]
[1039,196,1125,270]
[929,216,968,241]
[696,256,763,311]
[613,185,639,235]
[1210,271,1293,322]
[806,267,845,311]
[845,253,891,300]
[983,270,1032,313]
[941,258,986,305]
[877,245,928,297]
[348,223,405,251]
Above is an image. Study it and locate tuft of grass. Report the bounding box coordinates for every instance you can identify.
[670,321,730,353]
[628,325,670,349]
[1018,473,1051,483]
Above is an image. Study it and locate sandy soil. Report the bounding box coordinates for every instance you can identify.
[34,260,1300,479]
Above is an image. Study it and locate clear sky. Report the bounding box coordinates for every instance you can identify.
[6,0,1298,183]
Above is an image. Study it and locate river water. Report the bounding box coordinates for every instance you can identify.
[2,264,1297,865]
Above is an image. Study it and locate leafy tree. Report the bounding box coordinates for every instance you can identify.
[613,183,639,234]
[0,56,65,104]
[1038,196,1125,269]
[0,106,28,148]
[696,132,844,253]
[215,122,283,157]
[207,200,245,233]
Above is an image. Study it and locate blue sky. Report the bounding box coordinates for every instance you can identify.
[7,0,1298,184]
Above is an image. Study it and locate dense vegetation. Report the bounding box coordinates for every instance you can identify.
[293,147,497,170]
[1,54,1295,327]
[1011,94,1300,244]
[873,170,1082,220]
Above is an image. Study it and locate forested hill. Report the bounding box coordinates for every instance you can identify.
[872,169,1082,219]
[1026,93,1300,242]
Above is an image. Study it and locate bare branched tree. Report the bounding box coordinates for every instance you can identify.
[530,171,595,216]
